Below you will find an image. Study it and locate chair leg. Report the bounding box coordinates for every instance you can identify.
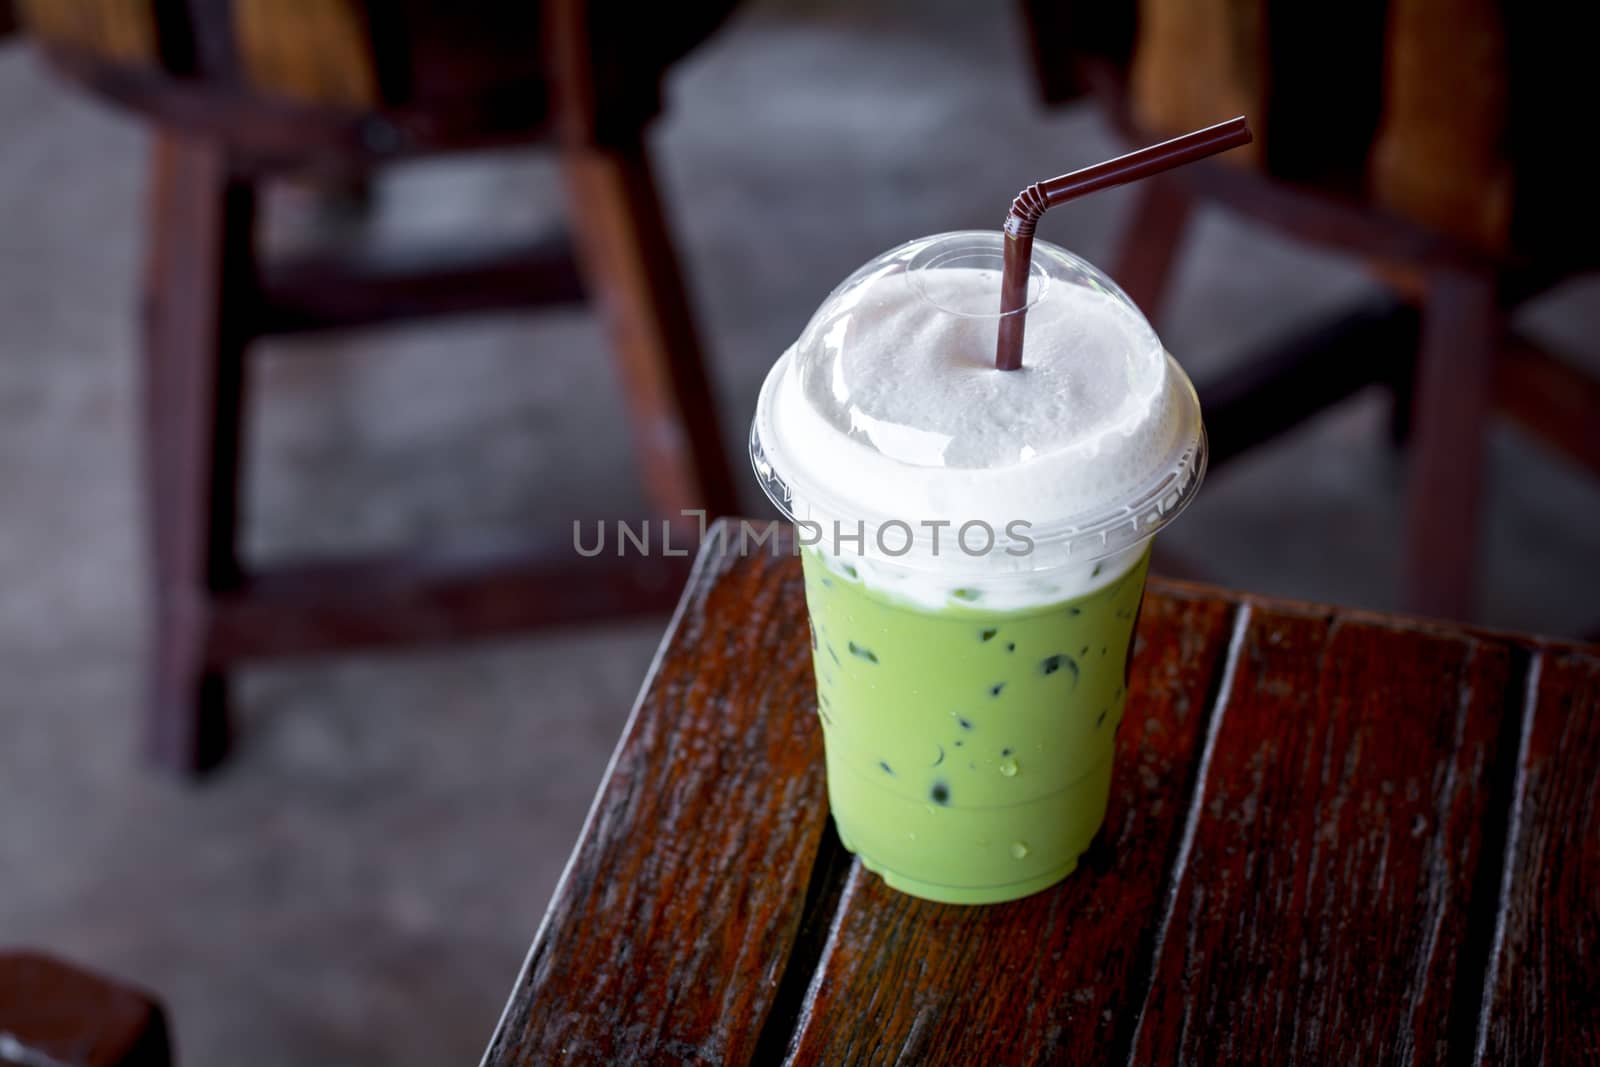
[1111,177,1193,326]
[141,133,255,775]
[1403,265,1498,620]
[560,137,739,520]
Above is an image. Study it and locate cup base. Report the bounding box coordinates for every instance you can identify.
[835,821,1085,905]
[828,749,1113,906]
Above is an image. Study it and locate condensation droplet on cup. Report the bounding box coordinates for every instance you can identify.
[1011,841,1030,860]
[999,757,1019,777]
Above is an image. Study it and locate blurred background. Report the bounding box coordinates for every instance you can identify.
[2,0,1596,1063]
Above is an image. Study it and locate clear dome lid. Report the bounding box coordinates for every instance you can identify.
[751,231,1205,572]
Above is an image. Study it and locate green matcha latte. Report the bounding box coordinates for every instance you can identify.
[751,232,1206,904]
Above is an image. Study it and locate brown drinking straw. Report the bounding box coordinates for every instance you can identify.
[995,116,1253,371]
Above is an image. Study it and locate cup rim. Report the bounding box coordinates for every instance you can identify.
[750,347,1208,571]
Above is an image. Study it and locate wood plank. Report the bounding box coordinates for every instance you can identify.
[1369,0,1513,252]
[233,0,379,108]
[43,48,554,173]
[1127,0,1265,169]
[1129,605,1521,1064]
[1078,59,1483,273]
[779,589,1240,1066]
[253,234,586,337]
[482,523,830,1065]
[1477,648,1600,1064]
[17,0,157,63]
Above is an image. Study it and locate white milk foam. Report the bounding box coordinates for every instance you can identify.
[759,261,1196,610]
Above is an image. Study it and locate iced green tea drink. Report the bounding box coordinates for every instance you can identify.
[751,231,1207,904]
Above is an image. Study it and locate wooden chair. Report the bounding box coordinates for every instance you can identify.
[0,951,171,1067]
[1021,0,1600,622]
[17,0,741,774]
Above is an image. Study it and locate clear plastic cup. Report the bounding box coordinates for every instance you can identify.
[750,231,1206,904]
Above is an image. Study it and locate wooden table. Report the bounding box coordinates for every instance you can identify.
[482,520,1599,1066]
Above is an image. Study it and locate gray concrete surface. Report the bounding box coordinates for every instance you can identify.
[2,1,1597,1063]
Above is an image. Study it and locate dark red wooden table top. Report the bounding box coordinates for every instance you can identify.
[482,520,1599,1066]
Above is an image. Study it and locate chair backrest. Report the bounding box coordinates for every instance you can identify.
[16,1,738,162]
[17,0,163,67]
[15,0,543,111]
[1115,0,1590,259]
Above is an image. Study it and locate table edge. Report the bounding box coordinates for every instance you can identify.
[477,525,730,1067]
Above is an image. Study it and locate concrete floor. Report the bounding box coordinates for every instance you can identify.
[2,1,1597,1064]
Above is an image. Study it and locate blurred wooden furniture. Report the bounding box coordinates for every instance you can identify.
[17,0,741,774]
[0,951,171,1067]
[482,519,1600,1065]
[1020,0,1600,623]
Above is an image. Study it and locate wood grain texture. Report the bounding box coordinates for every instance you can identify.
[1369,0,1513,252]
[482,526,828,1066]
[1127,0,1263,168]
[39,2,738,166]
[1073,64,1478,271]
[481,544,1600,1064]
[232,0,378,108]
[1479,649,1600,1064]
[1130,605,1519,1065]
[17,0,156,63]
[780,591,1238,1066]
[41,43,551,172]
